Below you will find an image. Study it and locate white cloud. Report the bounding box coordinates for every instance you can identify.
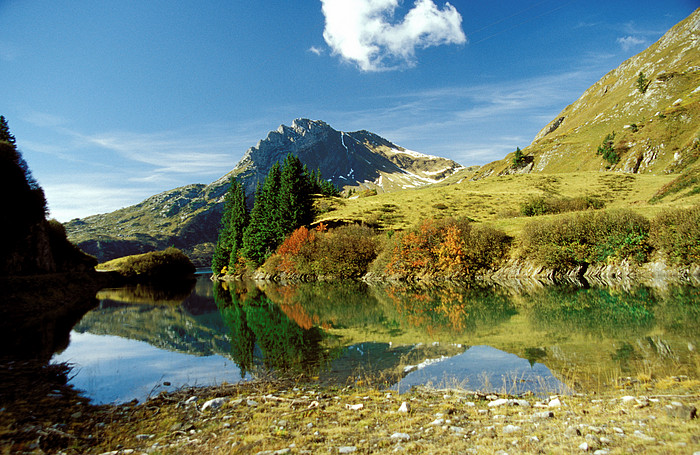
[616,35,646,51]
[308,46,324,55]
[320,0,466,71]
[42,181,150,222]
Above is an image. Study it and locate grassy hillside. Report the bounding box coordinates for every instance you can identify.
[473,9,700,196]
[311,11,700,237]
[315,171,699,238]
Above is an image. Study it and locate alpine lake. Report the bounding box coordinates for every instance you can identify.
[48,272,699,405]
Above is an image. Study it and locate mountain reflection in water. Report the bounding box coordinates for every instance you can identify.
[51,275,699,404]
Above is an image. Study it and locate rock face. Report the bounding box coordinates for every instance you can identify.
[65,119,463,266]
[475,8,700,179]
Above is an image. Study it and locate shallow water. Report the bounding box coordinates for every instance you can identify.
[50,275,699,404]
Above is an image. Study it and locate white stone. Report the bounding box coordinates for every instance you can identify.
[390,432,410,441]
[201,397,226,411]
[548,398,562,407]
[579,442,589,451]
[346,403,363,411]
[488,398,509,407]
[633,430,655,442]
[502,425,521,434]
[398,402,409,413]
[339,446,357,454]
[532,411,554,419]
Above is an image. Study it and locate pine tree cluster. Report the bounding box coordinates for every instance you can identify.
[212,154,339,274]
[0,116,48,239]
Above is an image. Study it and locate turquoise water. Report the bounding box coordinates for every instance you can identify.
[51,275,699,404]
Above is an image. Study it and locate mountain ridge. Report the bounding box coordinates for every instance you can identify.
[65,119,463,265]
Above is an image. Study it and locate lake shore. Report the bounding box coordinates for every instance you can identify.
[2,371,698,454]
[218,258,700,289]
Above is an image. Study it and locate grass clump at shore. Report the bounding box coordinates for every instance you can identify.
[97,246,196,282]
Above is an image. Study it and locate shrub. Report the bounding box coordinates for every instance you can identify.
[521,210,651,270]
[650,205,700,265]
[597,132,619,165]
[520,195,604,217]
[46,219,98,271]
[636,71,649,94]
[385,218,511,278]
[268,224,379,279]
[512,147,525,166]
[312,224,378,278]
[98,247,195,281]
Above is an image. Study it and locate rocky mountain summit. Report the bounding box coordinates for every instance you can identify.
[65,119,463,265]
[476,8,700,179]
[215,118,463,198]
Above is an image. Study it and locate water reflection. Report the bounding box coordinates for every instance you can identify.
[394,345,568,395]
[215,282,335,377]
[50,276,700,403]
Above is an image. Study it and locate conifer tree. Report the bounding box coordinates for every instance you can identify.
[277,154,312,238]
[242,163,282,265]
[211,176,248,274]
[0,116,17,146]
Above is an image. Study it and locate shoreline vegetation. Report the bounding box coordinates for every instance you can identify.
[214,204,700,286]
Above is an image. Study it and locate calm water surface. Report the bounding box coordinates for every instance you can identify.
[51,274,700,404]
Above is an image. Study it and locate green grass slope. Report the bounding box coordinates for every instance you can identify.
[473,9,700,195]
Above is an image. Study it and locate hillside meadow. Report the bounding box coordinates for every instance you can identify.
[316,171,700,238]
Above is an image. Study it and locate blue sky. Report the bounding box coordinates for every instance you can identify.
[1,0,697,221]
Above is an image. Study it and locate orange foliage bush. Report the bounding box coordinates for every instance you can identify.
[267,224,379,278]
[386,217,510,278]
[277,226,316,273]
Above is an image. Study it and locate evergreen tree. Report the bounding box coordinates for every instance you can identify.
[211,176,248,274]
[225,154,339,268]
[0,116,47,226]
[242,163,282,265]
[277,154,312,237]
[0,116,17,146]
[512,147,525,166]
[636,71,649,94]
[308,166,340,196]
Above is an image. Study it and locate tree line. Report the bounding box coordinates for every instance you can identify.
[212,153,339,274]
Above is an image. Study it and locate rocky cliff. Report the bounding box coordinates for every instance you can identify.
[65,119,463,266]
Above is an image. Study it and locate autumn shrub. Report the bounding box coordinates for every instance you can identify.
[385,217,511,278]
[650,205,700,265]
[312,224,378,278]
[521,209,651,270]
[269,224,379,278]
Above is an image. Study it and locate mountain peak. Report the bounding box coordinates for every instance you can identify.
[66,119,462,265]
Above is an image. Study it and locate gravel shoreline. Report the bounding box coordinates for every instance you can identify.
[2,373,698,454]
